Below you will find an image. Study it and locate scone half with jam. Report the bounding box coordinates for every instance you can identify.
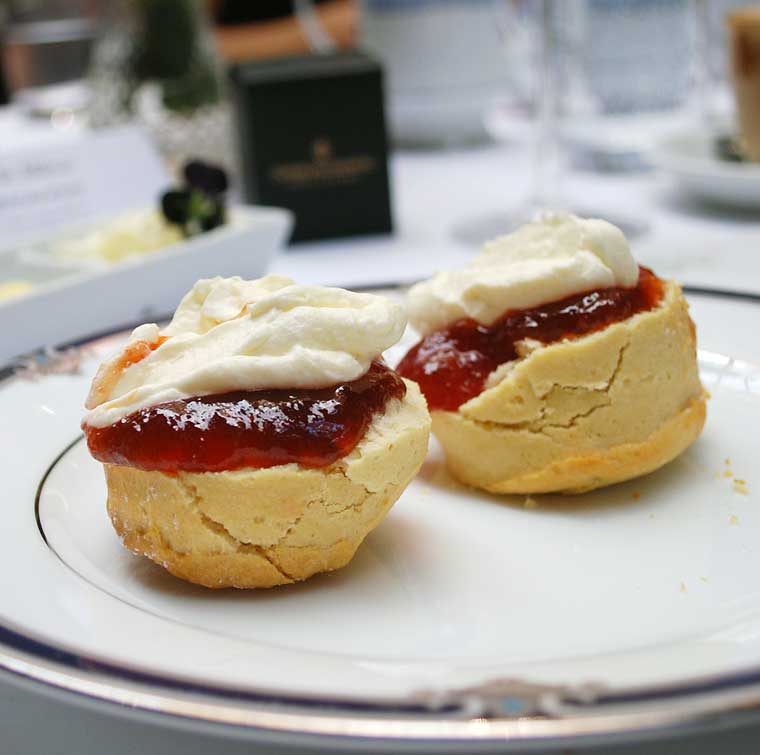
[83,275,430,588]
[398,214,705,495]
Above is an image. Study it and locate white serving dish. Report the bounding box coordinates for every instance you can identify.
[0,205,292,364]
[650,128,760,208]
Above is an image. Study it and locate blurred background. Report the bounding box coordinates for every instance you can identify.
[0,2,742,161]
[1,0,760,345]
[0,1,741,145]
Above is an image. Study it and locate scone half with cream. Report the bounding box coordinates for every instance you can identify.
[398,214,706,495]
[83,276,430,588]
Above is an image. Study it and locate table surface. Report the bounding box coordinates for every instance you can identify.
[270,142,760,295]
[4,126,760,754]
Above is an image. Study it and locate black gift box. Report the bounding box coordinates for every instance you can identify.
[230,52,393,244]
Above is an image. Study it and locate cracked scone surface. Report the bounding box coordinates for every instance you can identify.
[432,281,706,494]
[104,380,430,588]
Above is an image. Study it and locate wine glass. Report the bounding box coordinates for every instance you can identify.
[452,0,649,247]
[688,0,749,147]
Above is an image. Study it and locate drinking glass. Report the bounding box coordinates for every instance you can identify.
[689,0,753,141]
[454,0,655,246]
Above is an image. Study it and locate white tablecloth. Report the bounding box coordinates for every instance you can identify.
[271,144,760,296]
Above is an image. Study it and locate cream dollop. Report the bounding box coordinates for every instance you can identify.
[84,275,407,428]
[408,213,639,335]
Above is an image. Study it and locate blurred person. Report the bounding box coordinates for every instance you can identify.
[208,0,357,62]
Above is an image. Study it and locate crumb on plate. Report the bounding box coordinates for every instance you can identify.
[733,480,749,495]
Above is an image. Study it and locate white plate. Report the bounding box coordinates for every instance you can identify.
[651,128,760,208]
[0,205,292,365]
[5,291,760,751]
[562,112,692,172]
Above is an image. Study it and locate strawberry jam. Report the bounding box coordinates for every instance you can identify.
[120,335,169,370]
[397,266,664,411]
[84,361,406,473]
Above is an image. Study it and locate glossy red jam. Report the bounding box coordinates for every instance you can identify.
[120,335,169,370]
[397,266,664,411]
[84,361,406,473]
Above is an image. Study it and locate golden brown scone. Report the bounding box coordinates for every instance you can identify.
[105,380,430,588]
[431,280,706,494]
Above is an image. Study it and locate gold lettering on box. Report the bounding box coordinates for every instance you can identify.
[270,137,378,189]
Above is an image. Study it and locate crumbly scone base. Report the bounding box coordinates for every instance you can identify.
[435,393,705,494]
[432,280,706,494]
[104,380,430,588]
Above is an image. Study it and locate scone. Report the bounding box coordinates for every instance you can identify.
[83,275,431,588]
[397,213,705,494]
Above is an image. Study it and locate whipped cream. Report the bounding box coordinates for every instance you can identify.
[56,209,183,264]
[84,275,407,428]
[408,213,639,335]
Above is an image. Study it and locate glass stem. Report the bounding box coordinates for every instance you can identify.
[531,0,564,213]
[689,0,712,130]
